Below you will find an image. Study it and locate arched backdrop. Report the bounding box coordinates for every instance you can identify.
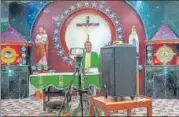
[31,1,146,94]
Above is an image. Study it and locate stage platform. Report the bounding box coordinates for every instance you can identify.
[1,96,179,116]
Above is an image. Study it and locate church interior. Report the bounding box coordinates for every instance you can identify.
[1,1,179,116]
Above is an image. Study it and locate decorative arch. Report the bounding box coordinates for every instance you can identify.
[31,1,145,72]
[31,1,146,93]
[53,1,123,65]
[30,2,49,40]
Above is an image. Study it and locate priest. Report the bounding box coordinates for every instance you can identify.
[82,39,100,72]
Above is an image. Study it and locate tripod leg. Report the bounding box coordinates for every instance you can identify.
[79,89,84,116]
[78,70,84,117]
[58,70,77,116]
[82,69,100,116]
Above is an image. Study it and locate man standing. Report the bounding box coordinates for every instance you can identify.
[82,40,99,72]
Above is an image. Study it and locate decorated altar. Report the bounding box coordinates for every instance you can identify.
[145,24,179,99]
[29,72,101,96]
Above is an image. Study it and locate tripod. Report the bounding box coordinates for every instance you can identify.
[58,57,100,116]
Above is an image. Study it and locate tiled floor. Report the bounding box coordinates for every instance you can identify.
[1,97,179,116]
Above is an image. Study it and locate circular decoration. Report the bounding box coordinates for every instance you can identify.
[53,1,123,65]
[1,46,18,65]
[154,45,176,64]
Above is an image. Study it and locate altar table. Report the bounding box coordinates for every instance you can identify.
[29,72,100,95]
[88,96,152,116]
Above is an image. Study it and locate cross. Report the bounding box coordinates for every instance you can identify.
[76,16,100,41]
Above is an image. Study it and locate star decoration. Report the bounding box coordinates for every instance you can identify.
[147,59,152,64]
[147,52,152,57]
[70,5,75,10]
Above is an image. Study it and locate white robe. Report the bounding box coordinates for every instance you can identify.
[129,33,139,53]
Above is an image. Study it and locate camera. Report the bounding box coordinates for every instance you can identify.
[70,48,84,67]
[70,48,84,60]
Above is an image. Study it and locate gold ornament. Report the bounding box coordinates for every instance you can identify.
[154,45,176,64]
[1,46,18,65]
[113,40,123,45]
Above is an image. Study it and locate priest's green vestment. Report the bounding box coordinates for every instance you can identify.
[82,51,100,70]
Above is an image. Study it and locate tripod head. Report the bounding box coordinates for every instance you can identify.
[73,56,83,70]
[70,48,84,69]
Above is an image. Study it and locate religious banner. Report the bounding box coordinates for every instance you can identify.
[1,26,31,65]
[146,24,179,65]
[152,44,177,65]
[1,45,21,65]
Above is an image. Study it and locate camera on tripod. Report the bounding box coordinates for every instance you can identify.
[70,48,84,67]
[58,47,100,117]
[70,48,84,58]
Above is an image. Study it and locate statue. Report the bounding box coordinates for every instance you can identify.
[128,25,139,54]
[35,27,48,66]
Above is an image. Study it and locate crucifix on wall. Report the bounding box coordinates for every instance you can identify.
[76,16,100,41]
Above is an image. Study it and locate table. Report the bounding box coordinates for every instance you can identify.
[88,96,152,116]
[29,72,100,96]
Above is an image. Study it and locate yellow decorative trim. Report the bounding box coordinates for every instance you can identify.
[39,76,43,89]
[59,75,64,87]
[154,45,176,64]
[1,46,18,64]
[113,40,123,44]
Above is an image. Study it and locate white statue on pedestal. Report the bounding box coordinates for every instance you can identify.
[128,25,139,54]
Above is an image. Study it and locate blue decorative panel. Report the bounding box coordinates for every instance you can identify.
[127,1,165,40]
[1,2,9,22]
[164,1,179,37]
[25,2,48,30]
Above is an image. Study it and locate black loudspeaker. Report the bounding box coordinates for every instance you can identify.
[100,44,136,99]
